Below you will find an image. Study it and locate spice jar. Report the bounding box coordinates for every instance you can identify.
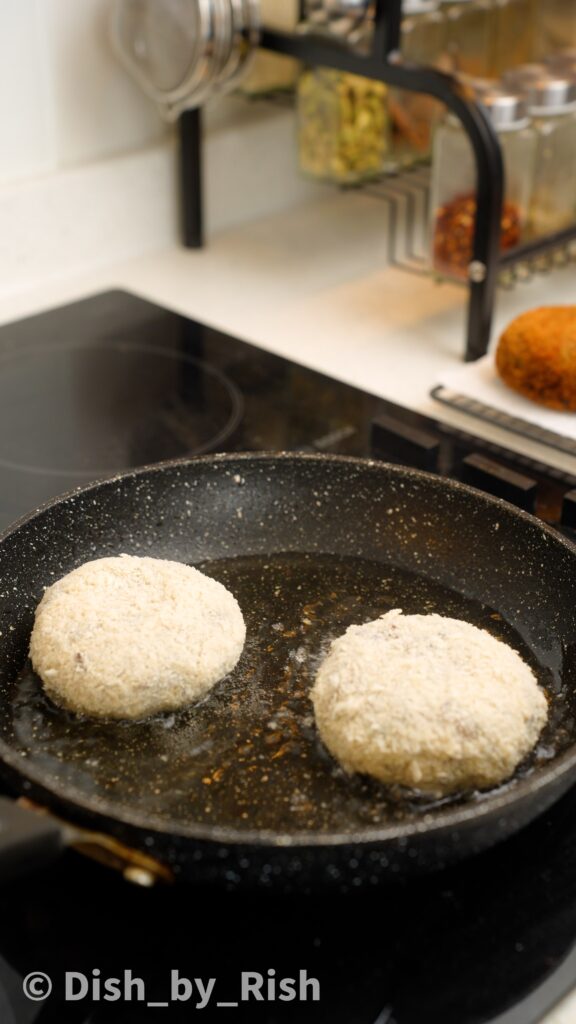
[388,0,449,167]
[297,68,389,183]
[303,0,374,46]
[537,1,576,58]
[491,0,538,77]
[441,0,494,79]
[240,0,300,97]
[525,77,576,238]
[545,51,576,79]
[430,90,536,279]
[501,63,548,92]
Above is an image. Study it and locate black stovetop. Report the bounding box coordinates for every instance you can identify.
[0,289,575,1024]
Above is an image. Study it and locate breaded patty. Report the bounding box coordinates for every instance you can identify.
[30,555,246,720]
[496,306,576,411]
[311,610,547,796]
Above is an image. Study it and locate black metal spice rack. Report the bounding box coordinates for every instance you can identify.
[179,0,576,363]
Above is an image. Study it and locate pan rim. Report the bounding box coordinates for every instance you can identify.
[0,450,575,849]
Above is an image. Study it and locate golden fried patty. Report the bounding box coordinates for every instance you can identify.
[496,306,576,411]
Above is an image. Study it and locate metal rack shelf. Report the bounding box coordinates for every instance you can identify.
[362,166,576,286]
[179,0,576,362]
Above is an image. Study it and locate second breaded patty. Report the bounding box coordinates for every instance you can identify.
[311,610,547,796]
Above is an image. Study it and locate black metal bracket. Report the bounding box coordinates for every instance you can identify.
[178,0,507,362]
[180,107,204,249]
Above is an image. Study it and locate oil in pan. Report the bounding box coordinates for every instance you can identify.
[4,551,571,837]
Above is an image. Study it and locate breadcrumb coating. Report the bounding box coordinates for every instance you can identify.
[496,306,576,411]
[30,555,246,720]
[311,610,547,796]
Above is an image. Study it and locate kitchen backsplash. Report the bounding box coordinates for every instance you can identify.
[0,0,167,183]
[0,0,319,296]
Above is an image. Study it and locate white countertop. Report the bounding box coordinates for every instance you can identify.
[1,188,575,1023]
[3,187,576,476]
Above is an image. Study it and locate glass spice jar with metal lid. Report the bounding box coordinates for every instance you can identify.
[440,0,495,79]
[430,90,536,280]
[303,0,374,44]
[536,1,576,59]
[501,63,548,92]
[296,10,390,185]
[491,0,538,77]
[524,77,576,239]
[297,66,389,183]
[544,51,576,79]
[388,0,450,168]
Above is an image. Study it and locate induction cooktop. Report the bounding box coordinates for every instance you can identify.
[0,289,574,1024]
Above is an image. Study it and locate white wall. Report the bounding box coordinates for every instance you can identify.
[0,0,57,183]
[0,0,167,185]
[47,0,169,167]
[0,0,321,297]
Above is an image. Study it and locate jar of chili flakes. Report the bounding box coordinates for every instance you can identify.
[430,90,536,281]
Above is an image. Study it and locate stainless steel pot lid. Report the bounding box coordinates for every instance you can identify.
[110,0,210,103]
[111,0,260,120]
[218,0,260,94]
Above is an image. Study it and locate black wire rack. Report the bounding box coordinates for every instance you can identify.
[178,0,576,362]
[363,167,576,288]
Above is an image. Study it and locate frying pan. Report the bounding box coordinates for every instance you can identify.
[0,452,575,890]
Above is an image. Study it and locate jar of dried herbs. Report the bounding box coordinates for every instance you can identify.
[297,68,389,184]
[430,90,536,280]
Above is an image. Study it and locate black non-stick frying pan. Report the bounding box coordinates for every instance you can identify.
[0,452,575,889]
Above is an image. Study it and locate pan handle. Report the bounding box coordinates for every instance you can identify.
[0,797,64,883]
